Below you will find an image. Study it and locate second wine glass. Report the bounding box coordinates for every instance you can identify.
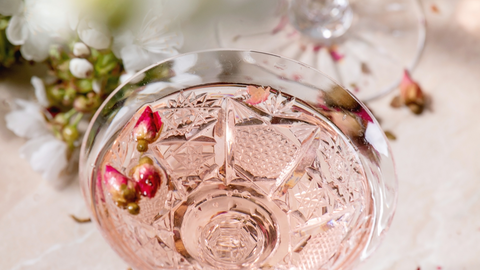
[215,0,426,101]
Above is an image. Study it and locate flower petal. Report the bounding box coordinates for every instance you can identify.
[5,99,49,139]
[112,30,134,59]
[77,18,111,50]
[31,76,49,107]
[120,44,153,73]
[245,86,270,105]
[20,135,69,186]
[19,31,51,61]
[6,15,28,45]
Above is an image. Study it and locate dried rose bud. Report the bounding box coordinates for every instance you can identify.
[104,165,136,206]
[328,46,344,62]
[245,85,270,105]
[400,70,425,114]
[131,157,162,198]
[133,106,162,152]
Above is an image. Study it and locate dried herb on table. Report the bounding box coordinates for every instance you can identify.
[70,215,91,223]
[384,131,397,141]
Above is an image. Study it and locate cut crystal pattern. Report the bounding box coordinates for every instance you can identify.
[235,126,298,178]
[96,86,369,270]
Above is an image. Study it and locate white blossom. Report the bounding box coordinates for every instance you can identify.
[5,0,72,61]
[77,17,111,50]
[69,58,94,79]
[5,100,48,139]
[31,76,49,107]
[73,42,90,57]
[112,5,183,73]
[20,134,70,187]
[5,99,71,187]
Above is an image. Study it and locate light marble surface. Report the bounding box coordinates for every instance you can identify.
[1,0,480,269]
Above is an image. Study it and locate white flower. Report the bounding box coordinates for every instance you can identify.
[69,58,94,79]
[20,134,69,187]
[5,99,71,187]
[5,0,72,61]
[77,17,111,50]
[0,0,23,16]
[73,42,90,57]
[5,100,48,139]
[31,76,49,107]
[112,7,184,73]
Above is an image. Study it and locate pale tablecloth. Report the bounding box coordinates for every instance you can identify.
[1,0,480,269]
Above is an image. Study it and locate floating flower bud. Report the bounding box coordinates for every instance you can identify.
[73,42,90,57]
[104,165,136,206]
[133,106,162,152]
[69,58,93,79]
[245,85,270,105]
[131,157,162,198]
[400,69,425,114]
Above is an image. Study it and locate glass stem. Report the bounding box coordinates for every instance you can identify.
[288,0,353,40]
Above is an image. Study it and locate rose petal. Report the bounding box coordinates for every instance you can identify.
[245,86,270,105]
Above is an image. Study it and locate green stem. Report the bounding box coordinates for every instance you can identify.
[64,108,77,120]
[72,112,84,127]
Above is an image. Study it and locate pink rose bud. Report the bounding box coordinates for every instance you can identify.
[328,46,344,62]
[245,86,270,105]
[400,69,425,114]
[132,157,162,198]
[133,106,163,152]
[104,165,136,204]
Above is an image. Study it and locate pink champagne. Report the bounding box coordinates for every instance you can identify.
[94,83,370,270]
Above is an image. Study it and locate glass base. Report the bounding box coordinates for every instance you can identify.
[216,0,426,101]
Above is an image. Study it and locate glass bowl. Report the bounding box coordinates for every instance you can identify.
[80,49,397,270]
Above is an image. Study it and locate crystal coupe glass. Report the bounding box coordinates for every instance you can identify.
[80,50,397,270]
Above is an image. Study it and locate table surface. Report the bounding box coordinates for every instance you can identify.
[2,0,480,269]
